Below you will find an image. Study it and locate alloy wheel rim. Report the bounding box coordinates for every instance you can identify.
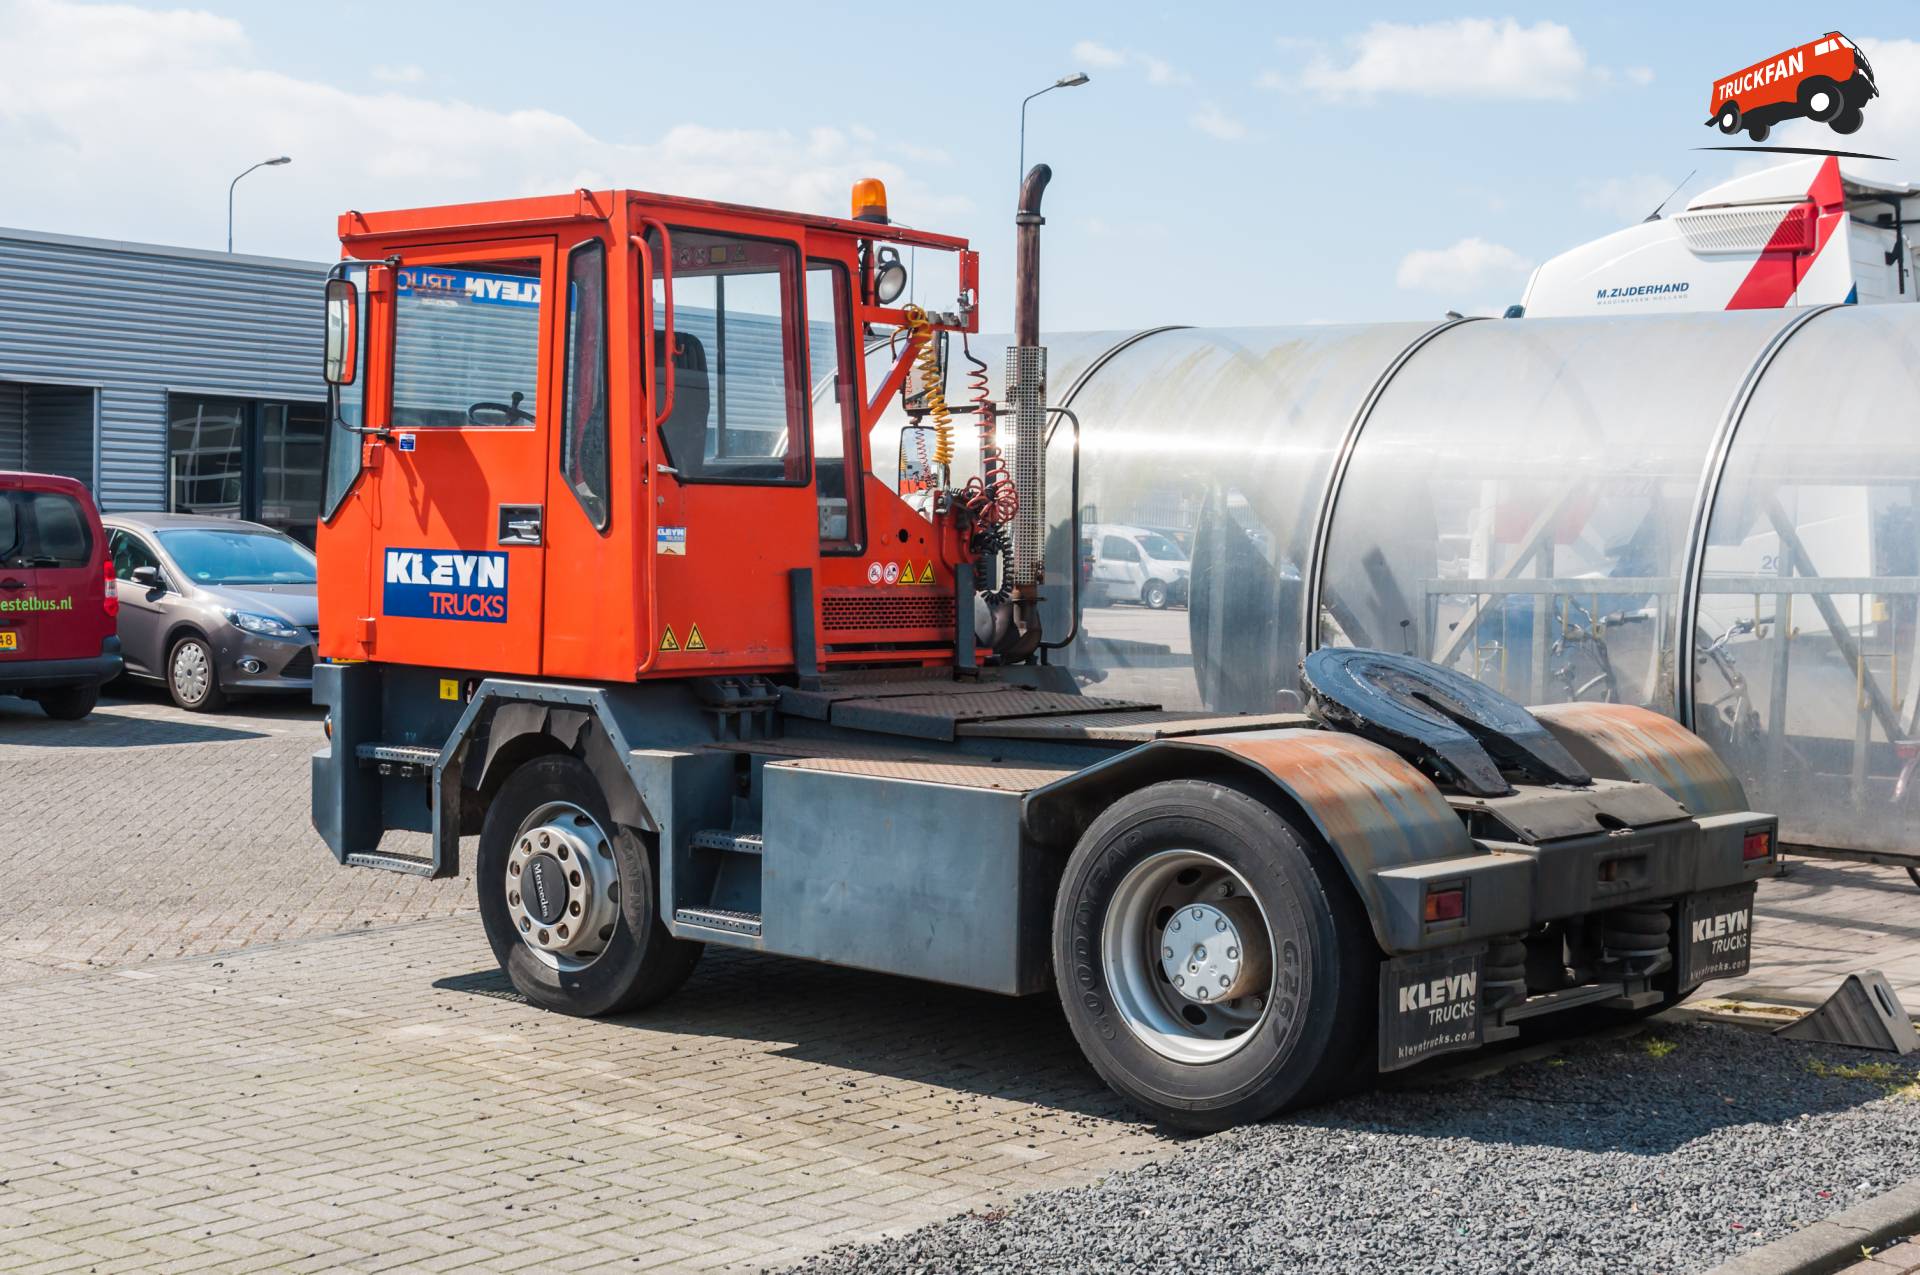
[173,643,208,702]
[503,801,621,972]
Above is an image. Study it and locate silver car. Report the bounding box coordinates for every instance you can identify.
[101,513,318,711]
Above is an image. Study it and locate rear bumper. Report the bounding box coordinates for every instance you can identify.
[1370,809,1777,954]
[0,637,122,693]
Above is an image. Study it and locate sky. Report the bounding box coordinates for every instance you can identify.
[3,0,1919,331]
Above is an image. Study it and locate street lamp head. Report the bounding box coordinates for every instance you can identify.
[1056,72,1090,88]
[265,156,292,166]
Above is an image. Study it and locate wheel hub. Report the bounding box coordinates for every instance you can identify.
[1159,898,1267,1004]
[504,804,621,969]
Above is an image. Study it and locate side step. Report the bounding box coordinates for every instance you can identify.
[346,851,436,876]
[673,906,763,937]
[691,829,763,855]
[355,743,440,776]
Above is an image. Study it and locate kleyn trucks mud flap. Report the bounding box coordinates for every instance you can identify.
[1380,946,1487,1071]
[1676,882,1757,987]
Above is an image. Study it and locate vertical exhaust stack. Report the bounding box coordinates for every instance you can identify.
[1005,164,1051,656]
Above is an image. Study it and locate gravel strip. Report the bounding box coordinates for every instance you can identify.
[783,1022,1920,1275]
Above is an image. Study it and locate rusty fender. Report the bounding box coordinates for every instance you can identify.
[1025,728,1488,951]
[1531,702,1748,817]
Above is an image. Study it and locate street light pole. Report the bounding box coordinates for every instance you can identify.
[227,156,292,253]
[1019,73,1090,189]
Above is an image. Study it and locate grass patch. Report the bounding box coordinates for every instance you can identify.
[1805,1057,1920,1098]
[1641,1037,1678,1060]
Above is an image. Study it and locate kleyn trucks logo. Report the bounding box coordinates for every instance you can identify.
[1398,970,1478,1025]
[383,548,509,623]
[1691,906,1750,954]
[1707,32,1879,142]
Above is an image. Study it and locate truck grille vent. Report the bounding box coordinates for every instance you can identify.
[821,591,954,632]
[1673,202,1815,255]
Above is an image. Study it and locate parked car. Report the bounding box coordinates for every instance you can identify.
[0,471,122,719]
[1083,522,1191,609]
[102,513,317,711]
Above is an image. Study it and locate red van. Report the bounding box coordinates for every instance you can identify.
[0,472,123,719]
[1707,32,1878,141]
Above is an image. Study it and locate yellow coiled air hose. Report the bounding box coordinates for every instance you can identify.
[902,304,953,470]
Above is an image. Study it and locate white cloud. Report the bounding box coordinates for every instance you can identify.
[1396,237,1533,293]
[1579,173,1687,222]
[1777,37,1920,186]
[1288,19,1595,100]
[372,63,425,85]
[0,0,967,259]
[1190,104,1248,141]
[1067,40,1188,87]
[1625,66,1655,86]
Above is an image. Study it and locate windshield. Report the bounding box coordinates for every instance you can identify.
[1138,532,1187,561]
[156,527,317,585]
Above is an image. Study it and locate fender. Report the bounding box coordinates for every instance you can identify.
[1025,727,1484,951]
[1531,702,1748,817]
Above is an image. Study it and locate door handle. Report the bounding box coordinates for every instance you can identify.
[497,504,543,546]
[0,578,24,591]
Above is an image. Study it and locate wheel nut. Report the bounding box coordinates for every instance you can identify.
[569,901,582,916]
[1171,919,1182,932]
[1162,946,1174,960]
[558,844,569,860]
[1196,987,1210,1000]
[538,929,549,944]
[540,833,550,848]
[1173,975,1185,988]
[1216,918,1227,932]
[509,862,520,876]
[1219,975,1230,987]
[1191,907,1204,921]
[1226,947,1239,961]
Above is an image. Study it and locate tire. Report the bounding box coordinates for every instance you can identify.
[1747,121,1771,143]
[476,754,701,1017]
[34,683,97,720]
[166,635,226,712]
[1832,106,1865,136]
[1717,103,1741,135]
[1052,778,1377,1131]
[1799,76,1843,123]
[1142,579,1170,610]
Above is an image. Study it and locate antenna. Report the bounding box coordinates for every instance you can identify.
[1643,170,1697,222]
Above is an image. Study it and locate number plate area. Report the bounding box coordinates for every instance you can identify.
[0,630,18,651]
[1677,882,1756,987]
[1378,946,1485,1072]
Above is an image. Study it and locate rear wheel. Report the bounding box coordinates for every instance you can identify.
[476,754,701,1016]
[166,635,225,712]
[1832,106,1865,135]
[1052,779,1376,1130]
[1747,120,1771,143]
[34,683,97,720]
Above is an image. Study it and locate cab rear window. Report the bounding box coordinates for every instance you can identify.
[0,491,91,569]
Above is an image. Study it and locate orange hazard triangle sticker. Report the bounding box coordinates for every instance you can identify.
[918,561,936,584]
[659,625,679,652]
[898,560,917,587]
[685,622,707,652]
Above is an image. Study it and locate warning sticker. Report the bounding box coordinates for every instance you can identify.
[438,678,460,701]
[897,560,917,588]
[686,622,707,651]
[660,625,680,652]
[866,561,884,585]
[657,526,687,556]
[918,561,936,584]
[884,562,900,585]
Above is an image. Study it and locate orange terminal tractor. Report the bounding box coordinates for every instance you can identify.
[311,172,1779,1130]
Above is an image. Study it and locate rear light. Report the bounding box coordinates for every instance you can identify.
[1423,887,1466,923]
[1742,828,1773,862]
[102,558,118,620]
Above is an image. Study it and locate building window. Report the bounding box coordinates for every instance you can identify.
[168,394,327,545]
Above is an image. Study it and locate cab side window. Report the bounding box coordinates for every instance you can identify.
[109,529,162,582]
[561,240,611,529]
[391,259,543,429]
[807,261,861,550]
[649,228,807,485]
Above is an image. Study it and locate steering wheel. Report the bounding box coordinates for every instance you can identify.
[467,391,533,426]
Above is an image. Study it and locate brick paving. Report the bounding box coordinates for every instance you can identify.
[2,686,1918,1271]
[1849,1239,1920,1274]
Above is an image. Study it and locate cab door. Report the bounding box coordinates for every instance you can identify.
[352,239,557,675]
[0,484,34,665]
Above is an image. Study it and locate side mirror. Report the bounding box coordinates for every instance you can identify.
[897,423,943,494]
[324,277,359,386]
[130,565,163,590]
[901,328,948,416]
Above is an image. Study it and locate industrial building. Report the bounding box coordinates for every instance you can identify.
[0,227,327,544]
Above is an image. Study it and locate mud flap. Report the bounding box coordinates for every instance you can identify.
[1676,882,1756,987]
[1378,945,1486,1072]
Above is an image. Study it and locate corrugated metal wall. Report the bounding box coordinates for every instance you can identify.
[0,228,326,510]
[23,384,95,484]
[0,382,22,467]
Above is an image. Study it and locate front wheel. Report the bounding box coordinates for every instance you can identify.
[1142,579,1170,610]
[1717,103,1741,134]
[1052,779,1376,1131]
[167,635,226,711]
[1799,76,1843,122]
[476,754,701,1016]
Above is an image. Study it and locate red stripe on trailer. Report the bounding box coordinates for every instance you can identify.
[1727,156,1846,310]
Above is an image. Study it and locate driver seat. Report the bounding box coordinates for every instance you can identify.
[656,331,711,465]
